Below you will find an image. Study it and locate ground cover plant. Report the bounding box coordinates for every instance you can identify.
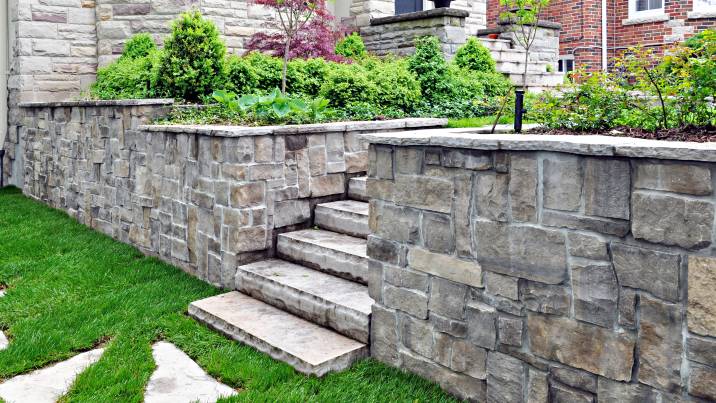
[532,29,716,141]
[0,186,457,402]
[92,10,510,126]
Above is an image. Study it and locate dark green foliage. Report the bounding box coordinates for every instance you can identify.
[243,51,283,93]
[287,57,330,96]
[364,58,421,112]
[335,33,367,59]
[225,55,259,95]
[407,36,450,102]
[121,33,157,60]
[319,63,377,108]
[90,50,161,100]
[155,10,227,102]
[453,37,496,73]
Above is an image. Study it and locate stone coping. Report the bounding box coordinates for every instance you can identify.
[359,128,716,162]
[18,99,175,108]
[370,8,469,26]
[139,118,448,137]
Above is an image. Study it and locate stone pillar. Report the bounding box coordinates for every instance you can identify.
[360,8,469,58]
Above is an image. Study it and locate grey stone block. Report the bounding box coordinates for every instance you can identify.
[597,378,659,402]
[487,351,524,403]
[572,263,619,327]
[401,315,434,358]
[384,284,429,319]
[543,155,583,212]
[467,301,497,349]
[474,172,509,222]
[687,334,716,367]
[420,212,455,253]
[521,281,571,316]
[370,201,420,244]
[484,271,519,300]
[618,287,637,329]
[394,146,424,175]
[497,316,523,347]
[635,162,712,195]
[567,232,608,260]
[632,191,714,250]
[610,243,680,302]
[428,277,468,320]
[371,304,400,366]
[384,265,429,292]
[637,294,682,391]
[273,199,310,228]
[550,366,597,393]
[542,210,630,237]
[584,158,631,220]
[689,362,716,400]
[451,339,487,379]
[550,382,594,403]
[408,247,483,287]
[508,154,538,222]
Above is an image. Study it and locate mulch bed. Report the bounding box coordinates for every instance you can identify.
[530,126,716,143]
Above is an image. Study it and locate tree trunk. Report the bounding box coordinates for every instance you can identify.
[522,44,530,91]
[281,36,292,94]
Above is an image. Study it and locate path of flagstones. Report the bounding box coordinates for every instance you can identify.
[0,289,236,403]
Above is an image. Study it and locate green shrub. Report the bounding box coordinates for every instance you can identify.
[121,33,157,60]
[155,10,226,102]
[225,55,259,95]
[335,33,367,59]
[407,36,450,102]
[365,58,421,112]
[287,58,330,96]
[91,50,161,100]
[243,52,283,93]
[453,37,496,73]
[320,63,377,108]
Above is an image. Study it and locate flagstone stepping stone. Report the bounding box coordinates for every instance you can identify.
[0,348,105,403]
[145,341,237,403]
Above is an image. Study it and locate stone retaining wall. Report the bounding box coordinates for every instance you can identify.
[362,130,716,402]
[4,99,445,288]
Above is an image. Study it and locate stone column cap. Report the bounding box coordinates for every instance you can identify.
[370,8,470,26]
[360,128,716,162]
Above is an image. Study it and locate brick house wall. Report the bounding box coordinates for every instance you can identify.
[486,0,716,71]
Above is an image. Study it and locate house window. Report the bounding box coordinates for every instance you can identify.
[558,57,574,74]
[629,0,664,18]
[396,0,423,15]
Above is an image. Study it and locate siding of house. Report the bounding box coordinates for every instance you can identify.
[487,0,716,71]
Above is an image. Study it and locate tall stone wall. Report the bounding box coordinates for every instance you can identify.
[363,131,716,402]
[5,100,444,288]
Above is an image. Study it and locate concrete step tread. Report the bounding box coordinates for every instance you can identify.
[279,229,367,258]
[236,259,373,315]
[315,200,370,238]
[189,292,368,376]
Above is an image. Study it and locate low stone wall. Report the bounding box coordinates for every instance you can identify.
[361,8,470,58]
[362,130,716,401]
[4,99,445,288]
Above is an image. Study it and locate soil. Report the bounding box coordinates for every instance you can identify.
[530,126,716,143]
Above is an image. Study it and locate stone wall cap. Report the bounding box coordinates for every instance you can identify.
[360,129,716,162]
[139,118,448,137]
[18,99,175,108]
[370,8,470,26]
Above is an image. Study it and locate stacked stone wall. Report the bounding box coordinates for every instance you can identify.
[5,100,444,288]
[364,133,716,402]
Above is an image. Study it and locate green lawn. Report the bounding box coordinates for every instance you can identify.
[0,186,456,403]
[446,116,512,128]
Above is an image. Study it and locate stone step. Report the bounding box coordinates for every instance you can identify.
[235,259,373,343]
[277,229,369,284]
[189,292,368,376]
[348,176,368,202]
[315,200,370,238]
[479,38,513,52]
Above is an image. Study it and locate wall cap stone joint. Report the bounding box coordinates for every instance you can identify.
[370,8,470,26]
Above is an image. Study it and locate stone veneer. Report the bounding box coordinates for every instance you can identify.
[3,99,445,288]
[362,130,716,402]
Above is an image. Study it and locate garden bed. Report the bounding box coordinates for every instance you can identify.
[531,127,716,143]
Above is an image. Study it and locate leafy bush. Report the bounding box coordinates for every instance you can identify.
[335,33,367,59]
[364,58,421,112]
[408,36,450,102]
[225,55,259,95]
[212,88,331,124]
[287,58,330,96]
[453,37,496,73]
[154,10,226,102]
[242,52,283,93]
[121,33,157,60]
[319,63,377,108]
[91,49,161,100]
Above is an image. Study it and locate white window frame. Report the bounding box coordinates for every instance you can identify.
[628,0,665,20]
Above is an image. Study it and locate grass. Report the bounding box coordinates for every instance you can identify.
[447,116,511,128]
[0,186,457,403]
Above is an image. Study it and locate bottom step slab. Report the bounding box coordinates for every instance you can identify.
[189,292,368,377]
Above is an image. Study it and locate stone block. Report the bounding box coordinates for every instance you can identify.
[527,314,635,381]
[400,349,486,402]
[370,202,420,244]
[687,334,716,367]
[430,313,468,338]
[428,277,468,320]
[441,148,491,170]
[475,221,567,284]
[543,155,583,212]
[408,247,483,288]
[453,173,473,258]
[637,294,682,391]
[383,284,428,319]
[394,147,423,175]
[373,145,393,179]
[618,287,637,329]
[420,212,455,253]
[487,351,524,403]
[635,162,712,195]
[584,158,630,220]
[688,256,716,337]
[632,192,714,250]
[401,315,434,358]
[368,260,383,302]
[550,382,594,403]
[527,368,548,403]
[610,243,680,302]
[226,226,267,253]
[309,174,344,197]
[230,182,264,207]
[521,281,571,316]
[550,366,597,393]
[392,175,454,214]
[497,316,522,347]
[484,271,519,300]
[384,265,429,292]
[371,304,400,365]
[542,210,630,237]
[572,263,618,327]
[450,339,487,379]
[474,172,509,222]
[467,301,497,349]
[567,232,608,260]
[597,378,658,402]
[508,153,538,222]
[367,235,406,267]
[273,199,310,228]
[688,362,716,401]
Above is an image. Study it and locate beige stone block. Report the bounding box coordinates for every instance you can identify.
[689,256,716,337]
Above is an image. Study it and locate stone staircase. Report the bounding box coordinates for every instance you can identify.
[189,177,373,377]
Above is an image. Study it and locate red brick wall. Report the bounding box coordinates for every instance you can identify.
[486,0,716,71]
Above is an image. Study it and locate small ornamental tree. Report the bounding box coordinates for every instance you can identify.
[250,0,333,93]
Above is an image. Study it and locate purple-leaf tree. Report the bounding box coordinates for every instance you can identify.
[249,0,334,93]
